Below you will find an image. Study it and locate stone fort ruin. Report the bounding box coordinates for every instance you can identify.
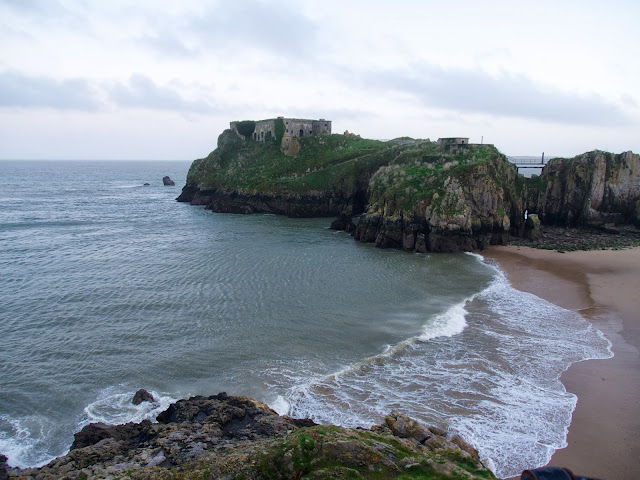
[230,117,331,148]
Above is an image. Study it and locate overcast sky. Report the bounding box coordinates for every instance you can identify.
[1,0,638,159]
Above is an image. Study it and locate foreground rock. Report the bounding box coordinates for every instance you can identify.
[4,393,494,479]
[162,176,175,186]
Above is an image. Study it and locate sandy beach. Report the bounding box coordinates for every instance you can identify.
[482,246,640,480]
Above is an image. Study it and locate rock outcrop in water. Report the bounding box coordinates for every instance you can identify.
[132,388,155,405]
[3,393,494,479]
[162,176,175,186]
[178,126,639,252]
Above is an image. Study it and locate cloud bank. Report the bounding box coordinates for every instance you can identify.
[356,64,630,126]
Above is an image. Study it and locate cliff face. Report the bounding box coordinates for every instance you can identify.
[177,129,393,217]
[355,146,522,252]
[2,393,494,480]
[530,150,640,227]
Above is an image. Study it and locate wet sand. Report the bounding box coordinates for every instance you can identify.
[483,246,640,480]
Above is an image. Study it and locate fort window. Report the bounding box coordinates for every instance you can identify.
[299,129,304,137]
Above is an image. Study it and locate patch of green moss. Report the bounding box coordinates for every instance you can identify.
[274,117,285,144]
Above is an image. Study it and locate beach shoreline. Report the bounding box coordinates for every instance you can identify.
[482,246,640,480]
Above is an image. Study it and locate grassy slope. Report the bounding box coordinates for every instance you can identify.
[368,144,509,214]
[188,131,392,195]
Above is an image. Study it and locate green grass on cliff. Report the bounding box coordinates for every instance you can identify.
[189,130,391,195]
[369,144,506,213]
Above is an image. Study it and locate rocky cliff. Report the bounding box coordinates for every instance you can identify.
[178,128,639,252]
[2,393,494,480]
[354,145,522,252]
[527,150,640,227]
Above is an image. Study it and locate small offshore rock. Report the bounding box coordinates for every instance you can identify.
[132,388,155,405]
[143,182,151,186]
[163,176,175,186]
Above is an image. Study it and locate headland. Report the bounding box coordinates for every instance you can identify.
[178,120,640,254]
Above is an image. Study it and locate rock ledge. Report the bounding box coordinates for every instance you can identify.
[3,393,494,479]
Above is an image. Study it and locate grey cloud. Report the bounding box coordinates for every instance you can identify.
[107,74,215,113]
[0,71,100,110]
[196,1,318,55]
[140,0,319,59]
[359,64,631,126]
[0,72,216,114]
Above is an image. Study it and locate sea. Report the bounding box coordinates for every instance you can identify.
[0,160,612,478]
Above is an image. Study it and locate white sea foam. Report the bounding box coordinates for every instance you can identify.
[268,395,291,416]
[418,300,468,341]
[0,414,57,469]
[0,387,179,469]
[276,255,613,479]
[80,386,178,429]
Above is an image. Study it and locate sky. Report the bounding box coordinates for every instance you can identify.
[0,0,638,160]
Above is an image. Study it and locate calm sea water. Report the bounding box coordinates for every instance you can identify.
[0,160,611,478]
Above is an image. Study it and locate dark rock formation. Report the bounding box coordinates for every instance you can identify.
[184,188,366,218]
[163,176,175,186]
[3,393,494,479]
[132,388,155,405]
[330,214,356,232]
[71,420,154,450]
[529,150,640,227]
[354,151,521,253]
[525,213,542,241]
[143,182,150,186]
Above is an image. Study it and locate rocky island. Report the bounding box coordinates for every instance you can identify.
[1,393,494,479]
[178,120,640,252]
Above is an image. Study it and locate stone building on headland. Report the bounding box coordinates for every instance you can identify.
[437,137,469,147]
[230,117,332,148]
[437,137,492,153]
